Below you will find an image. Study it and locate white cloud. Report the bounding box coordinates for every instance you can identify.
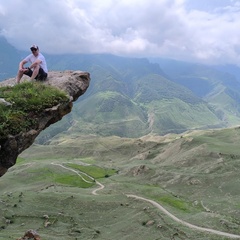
[0,0,240,65]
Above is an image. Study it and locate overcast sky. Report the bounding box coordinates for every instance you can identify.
[1,0,240,65]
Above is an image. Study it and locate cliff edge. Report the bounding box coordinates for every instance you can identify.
[0,70,90,177]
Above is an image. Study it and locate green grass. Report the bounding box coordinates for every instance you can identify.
[54,174,94,188]
[3,129,240,239]
[21,164,95,188]
[66,163,117,178]
[0,82,69,139]
[157,195,190,212]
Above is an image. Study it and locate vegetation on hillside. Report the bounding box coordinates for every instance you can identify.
[0,82,69,139]
[2,45,240,138]
[2,129,240,239]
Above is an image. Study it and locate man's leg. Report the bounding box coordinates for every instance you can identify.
[30,65,40,81]
[16,70,25,84]
[16,68,32,84]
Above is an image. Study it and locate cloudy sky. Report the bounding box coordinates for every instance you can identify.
[1,0,240,65]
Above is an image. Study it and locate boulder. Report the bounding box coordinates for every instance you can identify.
[17,229,41,240]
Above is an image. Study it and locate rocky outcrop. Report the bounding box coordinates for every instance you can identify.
[17,229,41,240]
[0,71,90,177]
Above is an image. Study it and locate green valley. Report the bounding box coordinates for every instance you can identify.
[1,128,240,239]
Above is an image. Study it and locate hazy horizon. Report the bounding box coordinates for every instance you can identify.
[1,0,240,66]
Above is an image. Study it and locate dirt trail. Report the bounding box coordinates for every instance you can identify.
[52,162,240,239]
[127,194,240,239]
[51,163,104,195]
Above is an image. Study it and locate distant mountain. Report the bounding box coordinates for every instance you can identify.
[37,55,222,140]
[150,58,240,126]
[215,64,240,82]
[2,37,240,140]
[0,37,22,80]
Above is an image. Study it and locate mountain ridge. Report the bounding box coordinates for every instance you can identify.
[1,37,240,140]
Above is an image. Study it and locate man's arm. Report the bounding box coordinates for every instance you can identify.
[18,59,28,72]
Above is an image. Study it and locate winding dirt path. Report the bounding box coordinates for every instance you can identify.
[52,162,240,239]
[127,194,240,239]
[51,163,104,195]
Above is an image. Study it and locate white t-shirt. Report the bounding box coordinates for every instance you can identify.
[24,53,48,73]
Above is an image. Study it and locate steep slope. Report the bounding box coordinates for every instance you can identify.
[151,58,240,125]
[36,56,222,139]
[132,74,221,134]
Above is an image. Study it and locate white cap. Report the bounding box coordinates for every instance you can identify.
[30,44,38,50]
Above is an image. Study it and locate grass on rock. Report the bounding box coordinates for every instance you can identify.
[0,82,69,139]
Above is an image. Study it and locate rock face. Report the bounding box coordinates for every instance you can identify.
[0,70,90,177]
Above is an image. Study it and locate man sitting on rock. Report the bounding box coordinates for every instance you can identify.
[16,44,48,84]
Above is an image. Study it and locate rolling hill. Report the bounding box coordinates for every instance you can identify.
[1,127,240,239]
